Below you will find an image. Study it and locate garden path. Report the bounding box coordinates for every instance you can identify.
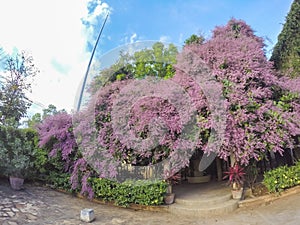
[0,178,300,225]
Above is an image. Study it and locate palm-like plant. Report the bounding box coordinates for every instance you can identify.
[223,163,245,190]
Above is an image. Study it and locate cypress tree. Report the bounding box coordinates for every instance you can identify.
[270,0,300,77]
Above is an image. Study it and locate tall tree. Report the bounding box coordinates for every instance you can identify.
[0,51,39,127]
[270,0,300,77]
[25,112,42,129]
[88,42,178,95]
[185,18,300,164]
[24,104,66,129]
[184,34,205,46]
[42,104,58,119]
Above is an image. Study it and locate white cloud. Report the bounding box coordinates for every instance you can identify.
[0,0,112,113]
[87,1,110,23]
[120,32,139,45]
[81,0,111,43]
[130,33,137,43]
[178,33,184,44]
[159,35,171,43]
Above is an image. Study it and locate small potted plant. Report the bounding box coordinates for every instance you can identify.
[223,163,245,199]
[0,127,35,190]
[163,170,181,205]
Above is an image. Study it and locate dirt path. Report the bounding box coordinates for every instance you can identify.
[1,179,300,225]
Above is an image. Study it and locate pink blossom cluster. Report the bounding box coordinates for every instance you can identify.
[38,112,77,170]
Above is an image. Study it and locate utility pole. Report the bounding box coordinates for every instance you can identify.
[76,13,109,111]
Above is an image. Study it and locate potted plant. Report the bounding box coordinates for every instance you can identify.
[164,170,181,205]
[223,163,245,200]
[0,126,36,190]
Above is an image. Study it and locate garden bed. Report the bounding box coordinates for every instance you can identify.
[251,182,269,197]
[239,184,300,208]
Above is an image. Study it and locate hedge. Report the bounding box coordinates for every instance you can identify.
[263,161,300,193]
[46,173,168,207]
[89,178,168,207]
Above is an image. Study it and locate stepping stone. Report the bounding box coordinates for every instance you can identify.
[7,211,15,217]
[80,208,95,223]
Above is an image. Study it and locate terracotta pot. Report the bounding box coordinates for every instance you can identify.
[164,193,175,205]
[9,177,24,190]
[231,188,243,200]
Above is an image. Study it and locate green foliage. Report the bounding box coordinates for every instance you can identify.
[184,34,205,46]
[88,42,178,94]
[33,147,48,175]
[22,128,47,177]
[89,178,168,207]
[274,92,299,111]
[0,126,37,178]
[0,124,62,180]
[24,104,66,129]
[41,104,67,119]
[222,79,233,97]
[47,172,74,193]
[0,51,39,127]
[90,178,117,201]
[39,145,74,177]
[263,161,300,193]
[270,0,300,77]
[25,112,42,129]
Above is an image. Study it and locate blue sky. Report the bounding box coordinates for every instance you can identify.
[0,0,294,113]
[93,0,293,57]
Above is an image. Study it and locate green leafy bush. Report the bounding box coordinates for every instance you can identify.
[47,172,74,193]
[263,161,300,193]
[90,178,117,202]
[89,178,168,207]
[0,126,54,180]
[0,126,37,178]
[33,147,48,175]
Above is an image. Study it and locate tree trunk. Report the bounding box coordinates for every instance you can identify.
[216,158,222,181]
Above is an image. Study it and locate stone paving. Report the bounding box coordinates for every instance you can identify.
[1,178,300,225]
[0,188,43,224]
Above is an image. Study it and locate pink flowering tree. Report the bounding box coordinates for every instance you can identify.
[38,112,77,171]
[38,19,300,198]
[88,18,300,172]
[180,19,300,164]
[73,68,215,182]
[38,112,95,197]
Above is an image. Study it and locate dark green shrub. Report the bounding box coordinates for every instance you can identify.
[89,178,168,207]
[32,147,48,176]
[126,179,168,206]
[23,128,49,178]
[0,126,37,178]
[263,161,300,193]
[47,172,74,193]
[0,126,53,180]
[90,178,117,201]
